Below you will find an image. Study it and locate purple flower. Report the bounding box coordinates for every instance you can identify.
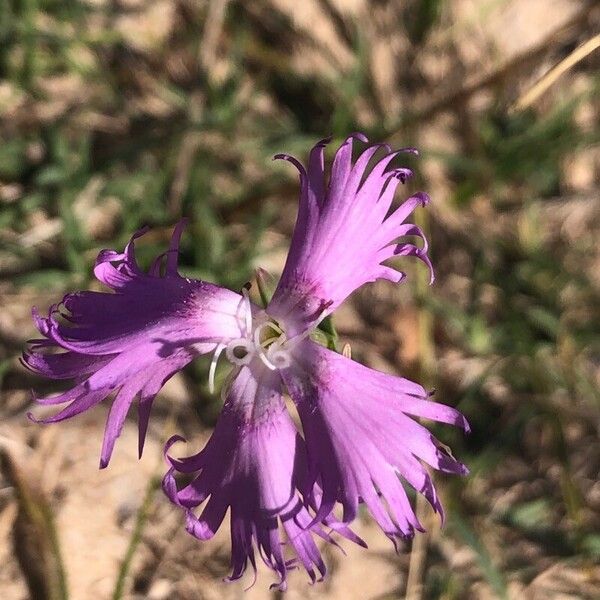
[24,220,250,467]
[26,134,469,589]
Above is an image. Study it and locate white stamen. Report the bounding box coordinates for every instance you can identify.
[313,305,332,329]
[241,287,252,336]
[225,338,255,366]
[208,342,226,394]
[286,327,312,350]
[220,367,239,404]
[216,312,298,377]
[257,350,278,370]
[253,322,284,370]
[252,321,269,349]
[267,345,291,369]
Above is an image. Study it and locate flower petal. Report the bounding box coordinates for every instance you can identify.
[283,340,469,543]
[163,359,361,590]
[268,135,431,335]
[25,222,249,465]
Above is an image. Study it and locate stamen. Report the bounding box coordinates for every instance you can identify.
[225,338,255,366]
[314,312,329,329]
[267,346,291,369]
[241,287,252,336]
[253,322,287,370]
[219,315,296,373]
[312,301,334,330]
[254,323,276,370]
[220,366,240,405]
[253,322,282,350]
[257,347,278,371]
[208,342,226,394]
[286,327,311,350]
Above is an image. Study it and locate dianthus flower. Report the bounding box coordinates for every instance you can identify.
[25,134,469,590]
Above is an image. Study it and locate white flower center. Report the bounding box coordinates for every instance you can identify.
[226,318,295,371]
[207,289,308,393]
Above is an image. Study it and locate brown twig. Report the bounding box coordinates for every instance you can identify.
[386,4,597,139]
[511,33,600,112]
[199,0,230,78]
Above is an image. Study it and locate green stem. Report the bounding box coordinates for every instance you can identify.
[112,476,159,600]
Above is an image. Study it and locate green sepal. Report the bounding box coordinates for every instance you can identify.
[316,315,339,351]
[255,267,277,308]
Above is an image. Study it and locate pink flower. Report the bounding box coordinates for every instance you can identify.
[25,135,469,589]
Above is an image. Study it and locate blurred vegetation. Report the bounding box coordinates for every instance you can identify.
[1,0,599,598]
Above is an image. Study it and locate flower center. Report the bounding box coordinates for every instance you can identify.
[228,318,292,371]
[257,320,284,348]
[207,290,309,394]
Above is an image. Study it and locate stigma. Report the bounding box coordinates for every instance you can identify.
[208,289,307,393]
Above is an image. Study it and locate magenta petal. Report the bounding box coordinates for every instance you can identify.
[99,376,141,468]
[21,345,114,379]
[268,135,433,335]
[283,340,469,544]
[24,221,249,465]
[163,359,362,590]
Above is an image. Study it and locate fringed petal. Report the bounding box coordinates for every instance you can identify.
[163,359,362,589]
[268,136,433,336]
[25,221,249,464]
[283,340,469,545]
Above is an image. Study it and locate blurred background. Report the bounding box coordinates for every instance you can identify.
[0,1,599,598]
